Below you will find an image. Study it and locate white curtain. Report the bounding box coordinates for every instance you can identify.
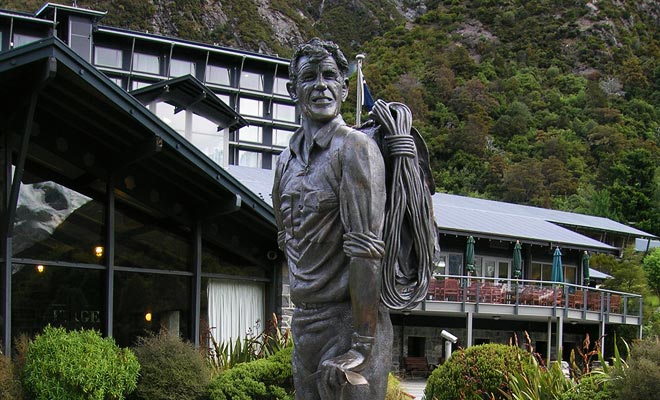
[207,280,265,346]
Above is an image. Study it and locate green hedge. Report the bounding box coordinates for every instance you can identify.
[425,344,537,400]
[208,345,294,400]
[131,332,212,400]
[22,326,139,400]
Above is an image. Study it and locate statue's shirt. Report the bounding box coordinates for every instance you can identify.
[273,115,386,305]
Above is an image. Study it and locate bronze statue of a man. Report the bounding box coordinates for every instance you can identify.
[273,38,392,399]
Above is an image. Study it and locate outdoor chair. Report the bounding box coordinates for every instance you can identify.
[587,292,603,311]
[439,278,460,301]
[609,294,621,313]
[568,290,585,309]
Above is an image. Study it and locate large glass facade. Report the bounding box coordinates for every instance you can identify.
[115,207,191,271]
[13,180,105,265]
[113,271,191,347]
[12,263,103,339]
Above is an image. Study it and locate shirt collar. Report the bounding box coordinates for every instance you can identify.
[289,115,346,157]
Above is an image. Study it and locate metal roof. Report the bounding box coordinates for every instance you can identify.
[224,166,655,252]
[226,165,274,207]
[130,74,249,130]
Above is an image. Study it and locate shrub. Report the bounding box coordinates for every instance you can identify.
[425,343,537,400]
[504,354,573,399]
[386,373,410,400]
[0,352,22,400]
[560,373,612,400]
[611,336,660,400]
[208,345,294,400]
[22,326,139,400]
[132,331,212,400]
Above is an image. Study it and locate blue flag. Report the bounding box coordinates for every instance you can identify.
[363,80,375,111]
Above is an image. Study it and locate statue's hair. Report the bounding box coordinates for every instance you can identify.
[288,38,349,86]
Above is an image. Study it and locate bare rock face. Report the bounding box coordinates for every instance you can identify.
[254,0,306,53]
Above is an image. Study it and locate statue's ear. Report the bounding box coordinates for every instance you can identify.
[287,81,298,101]
[341,78,349,102]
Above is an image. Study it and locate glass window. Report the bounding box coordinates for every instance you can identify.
[239,126,262,143]
[170,58,196,77]
[115,207,191,271]
[132,52,160,75]
[69,16,91,62]
[12,264,103,340]
[113,272,191,347]
[273,129,293,147]
[238,150,262,168]
[447,253,463,276]
[273,77,290,95]
[205,279,264,346]
[13,33,42,48]
[131,80,153,90]
[95,46,123,68]
[498,261,510,280]
[240,71,263,91]
[530,262,551,281]
[239,97,263,117]
[191,114,225,165]
[107,76,122,87]
[273,103,296,122]
[215,93,231,106]
[201,244,267,277]
[13,180,104,265]
[154,102,186,134]
[206,65,231,86]
[564,265,576,284]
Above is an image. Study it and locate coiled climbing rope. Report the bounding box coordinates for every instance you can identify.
[369,100,437,310]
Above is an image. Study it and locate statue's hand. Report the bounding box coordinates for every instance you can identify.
[318,333,374,391]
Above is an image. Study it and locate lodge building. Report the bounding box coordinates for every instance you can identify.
[1,3,655,368]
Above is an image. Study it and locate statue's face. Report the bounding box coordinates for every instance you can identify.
[290,55,348,123]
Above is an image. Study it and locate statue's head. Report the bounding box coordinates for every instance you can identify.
[287,38,350,123]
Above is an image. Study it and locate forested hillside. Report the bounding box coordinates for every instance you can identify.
[359,0,660,236]
[2,0,659,235]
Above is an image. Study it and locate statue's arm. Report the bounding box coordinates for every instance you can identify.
[272,152,287,250]
[339,130,386,362]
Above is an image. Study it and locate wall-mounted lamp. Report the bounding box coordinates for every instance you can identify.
[145,312,152,322]
[493,315,501,321]
[94,246,104,258]
[36,264,45,273]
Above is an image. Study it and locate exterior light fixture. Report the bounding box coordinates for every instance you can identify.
[145,312,152,322]
[492,315,501,320]
[94,246,104,258]
[36,264,45,273]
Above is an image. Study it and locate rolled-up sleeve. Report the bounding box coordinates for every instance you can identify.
[340,131,386,259]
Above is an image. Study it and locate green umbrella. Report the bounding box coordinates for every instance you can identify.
[582,251,590,286]
[551,247,564,283]
[512,241,522,279]
[466,236,476,275]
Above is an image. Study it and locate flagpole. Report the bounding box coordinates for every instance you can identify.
[355,54,365,126]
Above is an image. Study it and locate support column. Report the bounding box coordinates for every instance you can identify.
[191,220,202,348]
[546,317,552,364]
[556,316,563,361]
[599,320,606,359]
[466,311,473,347]
[104,176,115,338]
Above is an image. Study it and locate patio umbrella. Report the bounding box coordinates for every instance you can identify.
[551,247,564,283]
[512,241,522,279]
[582,251,590,286]
[466,236,476,275]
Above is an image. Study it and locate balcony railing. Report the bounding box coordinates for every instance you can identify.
[426,275,643,323]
